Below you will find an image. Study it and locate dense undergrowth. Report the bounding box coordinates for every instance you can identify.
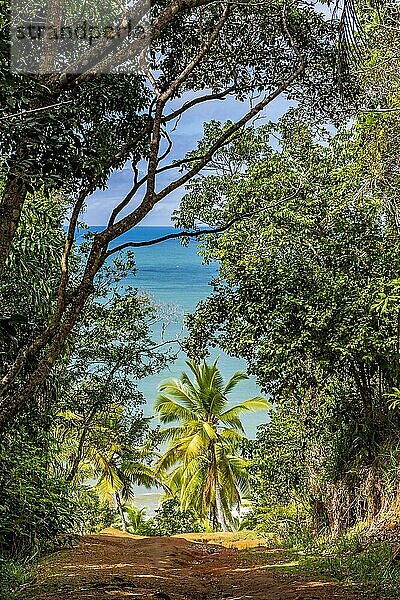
[0,557,35,600]
[244,517,400,598]
[292,532,400,598]
[300,541,399,598]
[241,502,400,597]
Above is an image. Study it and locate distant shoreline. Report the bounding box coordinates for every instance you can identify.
[132,492,162,517]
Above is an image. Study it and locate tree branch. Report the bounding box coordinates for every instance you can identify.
[106,185,303,256]
[163,86,236,124]
[101,59,305,249]
[0,100,74,122]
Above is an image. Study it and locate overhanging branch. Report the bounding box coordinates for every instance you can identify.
[105,185,303,256]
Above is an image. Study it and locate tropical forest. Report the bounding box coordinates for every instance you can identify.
[2,0,400,598]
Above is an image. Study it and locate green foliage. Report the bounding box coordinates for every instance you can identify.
[0,434,118,554]
[245,529,400,598]
[125,499,205,536]
[126,506,149,535]
[71,488,118,535]
[178,114,400,534]
[299,532,400,598]
[154,359,268,531]
[147,499,205,536]
[0,435,76,555]
[0,557,34,600]
[242,405,306,509]
[0,190,67,364]
[241,503,311,545]
[2,192,67,317]
[180,119,400,393]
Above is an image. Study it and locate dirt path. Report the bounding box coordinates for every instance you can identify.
[25,528,370,600]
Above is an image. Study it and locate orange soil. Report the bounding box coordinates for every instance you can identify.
[25,528,371,600]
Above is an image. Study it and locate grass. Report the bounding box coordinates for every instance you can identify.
[0,557,36,599]
[299,541,400,598]
[240,528,400,599]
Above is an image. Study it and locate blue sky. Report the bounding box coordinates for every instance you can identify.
[81,3,334,226]
[84,94,293,226]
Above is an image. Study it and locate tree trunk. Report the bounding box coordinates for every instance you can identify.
[115,492,127,532]
[0,176,28,273]
[364,467,383,523]
[214,480,230,532]
[210,441,231,532]
[0,273,97,432]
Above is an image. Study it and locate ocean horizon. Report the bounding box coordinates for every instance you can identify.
[81,226,267,513]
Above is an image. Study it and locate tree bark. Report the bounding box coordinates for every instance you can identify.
[0,176,28,273]
[66,405,97,483]
[115,492,127,532]
[0,276,96,431]
[214,478,230,532]
[211,443,230,532]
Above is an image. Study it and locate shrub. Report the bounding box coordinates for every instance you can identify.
[242,503,312,546]
[72,487,119,535]
[0,557,34,600]
[302,533,400,597]
[0,438,76,556]
[149,499,206,536]
[126,499,206,536]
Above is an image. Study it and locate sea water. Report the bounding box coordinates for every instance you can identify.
[84,226,267,512]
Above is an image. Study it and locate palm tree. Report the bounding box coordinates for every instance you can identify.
[57,402,166,532]
[126,506,147,534]
[154,359,269,531]
[94,452,164,532]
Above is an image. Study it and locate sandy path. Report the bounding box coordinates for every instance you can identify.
[25,528,370,600]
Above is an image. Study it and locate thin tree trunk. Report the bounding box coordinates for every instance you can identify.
[0,253,100,431]
[0,176,28,273]
[66,357,123,482]
[211,443,230,532]
[115,492,127,532]
[66,408,97,483]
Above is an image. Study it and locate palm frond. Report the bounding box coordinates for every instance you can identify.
[203,421,217,440]
[156,425,188,443]
[185,433,205,459]
[220,397,270,424]
[154,396,198,424]
[158,378,199,410]
[219,428,244,442]
[223,371,249,395]
[218,412,245,433]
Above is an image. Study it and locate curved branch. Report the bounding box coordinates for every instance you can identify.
[163,86,236,124]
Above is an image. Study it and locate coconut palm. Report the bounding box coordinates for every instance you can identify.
[126,506,147,534]
[94,452,164,532]
[57,401,166,532]
[154,359,269,531]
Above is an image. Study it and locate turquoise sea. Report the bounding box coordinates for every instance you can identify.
[83,225,266,435]
[84,226,267,511]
